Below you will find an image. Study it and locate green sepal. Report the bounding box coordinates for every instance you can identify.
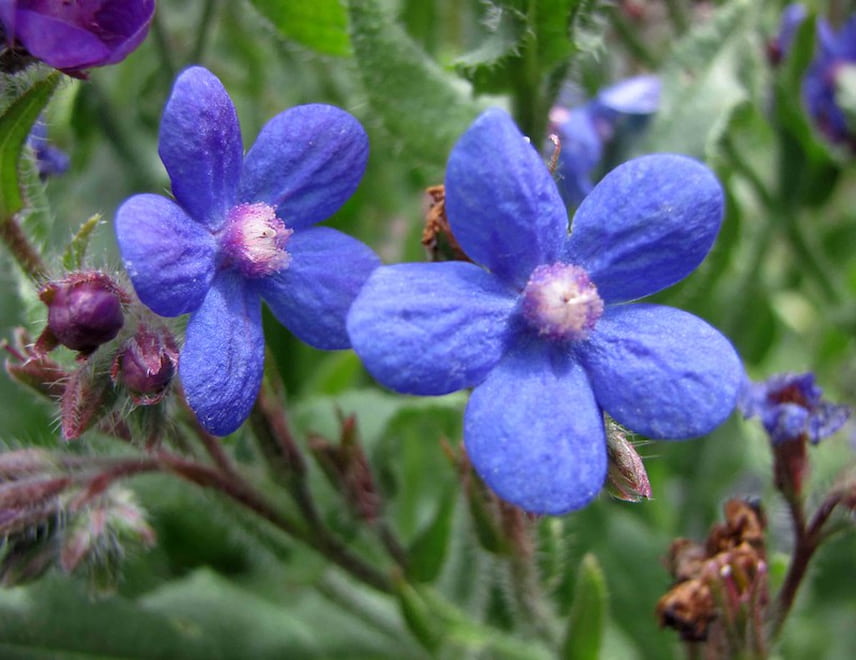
[247,0,350,56]
[61,213,101,272]
[560,553,607,660]
[0,72,61,218]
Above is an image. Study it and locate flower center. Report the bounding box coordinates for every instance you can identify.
[521,262,604,341]
[222,202,292,278]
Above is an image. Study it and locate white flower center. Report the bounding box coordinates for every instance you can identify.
[222,202,292,278]
[521,262,604,340]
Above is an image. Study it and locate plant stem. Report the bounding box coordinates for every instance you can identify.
[150,8,176,81]
[0,213,48,281]
[191,0,220,63]
[769,491,843,639]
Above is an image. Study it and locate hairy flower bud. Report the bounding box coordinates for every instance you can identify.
[605,421,652,502]
[37,272,129,356]
[111,324,179,405]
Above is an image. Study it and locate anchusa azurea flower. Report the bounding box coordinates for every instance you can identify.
[347,108,742,515]
[771,5,856,148]
[804,11,856,148]
[0,0,155,75]
[116,66,379,435]
[549,75,660,208]
[739,372,850,445]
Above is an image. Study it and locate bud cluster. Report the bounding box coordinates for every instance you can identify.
[657,499,768,654]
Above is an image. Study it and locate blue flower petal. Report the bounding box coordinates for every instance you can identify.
[594,75,661,115]
[115,193,216,317]
[580,304,742,438]
[465,343,607,515]
[565,154,724,303]
[238,105,369,230]
[347,262,517,395]
[555,108,601,209]
[254,227,380,350]
[180,273,264,436]
[445,108,568,288]
[159,66,243,229]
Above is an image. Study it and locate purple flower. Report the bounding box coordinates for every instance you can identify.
[549,75,660,208]
[739,372,850,445]
[803,13,856,148]
[347,108,742,515]
[0,0,155,74]
[115,66,379,435]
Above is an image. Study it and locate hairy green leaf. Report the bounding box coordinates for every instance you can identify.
[347,0,481,168]
[0,72,61,218]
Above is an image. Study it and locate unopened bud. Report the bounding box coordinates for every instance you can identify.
[307,415,381,523]
[60,363,116,440]
[111,324,179,404]
[60,486,155,581]
[605,421,652,502]
[37,272,128,356]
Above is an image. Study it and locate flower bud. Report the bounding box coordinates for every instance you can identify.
[111,324,179,405]
[37,272,128,356]
[605,421,652,502]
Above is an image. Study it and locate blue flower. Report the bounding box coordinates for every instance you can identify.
[739,372,850,445]
[549,75,660,209]
[803,13,856,148]
[27,117,69,179]
[116,66,379,435]
[347,108,742,515]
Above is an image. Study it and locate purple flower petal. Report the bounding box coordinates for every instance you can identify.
[238,104,369,230]
[254,227,380,350]
[3,1,155,71]
[347,262,517,395]
[180,273,264,436]
[465,343,607,515]
[159,66,243,230]
[580,304,742,438]
[445,108,568,288]
[115,194,217,317]
[565,154,724,304]
[6,9,109,69]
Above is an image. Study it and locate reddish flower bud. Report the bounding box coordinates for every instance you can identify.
[111,324,178,405]
[37,272,129,356]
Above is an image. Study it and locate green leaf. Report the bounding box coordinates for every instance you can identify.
[346,0,481,169]
[248,0,350,56]
[454,2,528,76]
[61,214,102,271]
[561,553,607,660]
[405,485,457,583]
[643,0,756,158]
[0,72,61,218]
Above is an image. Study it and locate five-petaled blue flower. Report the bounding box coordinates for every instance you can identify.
[739,372,850,445]
[116,66,379,435]
[347,108,742,515]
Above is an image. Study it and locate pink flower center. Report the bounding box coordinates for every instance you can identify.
[521,262,604,341]
[222,202,292,278]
